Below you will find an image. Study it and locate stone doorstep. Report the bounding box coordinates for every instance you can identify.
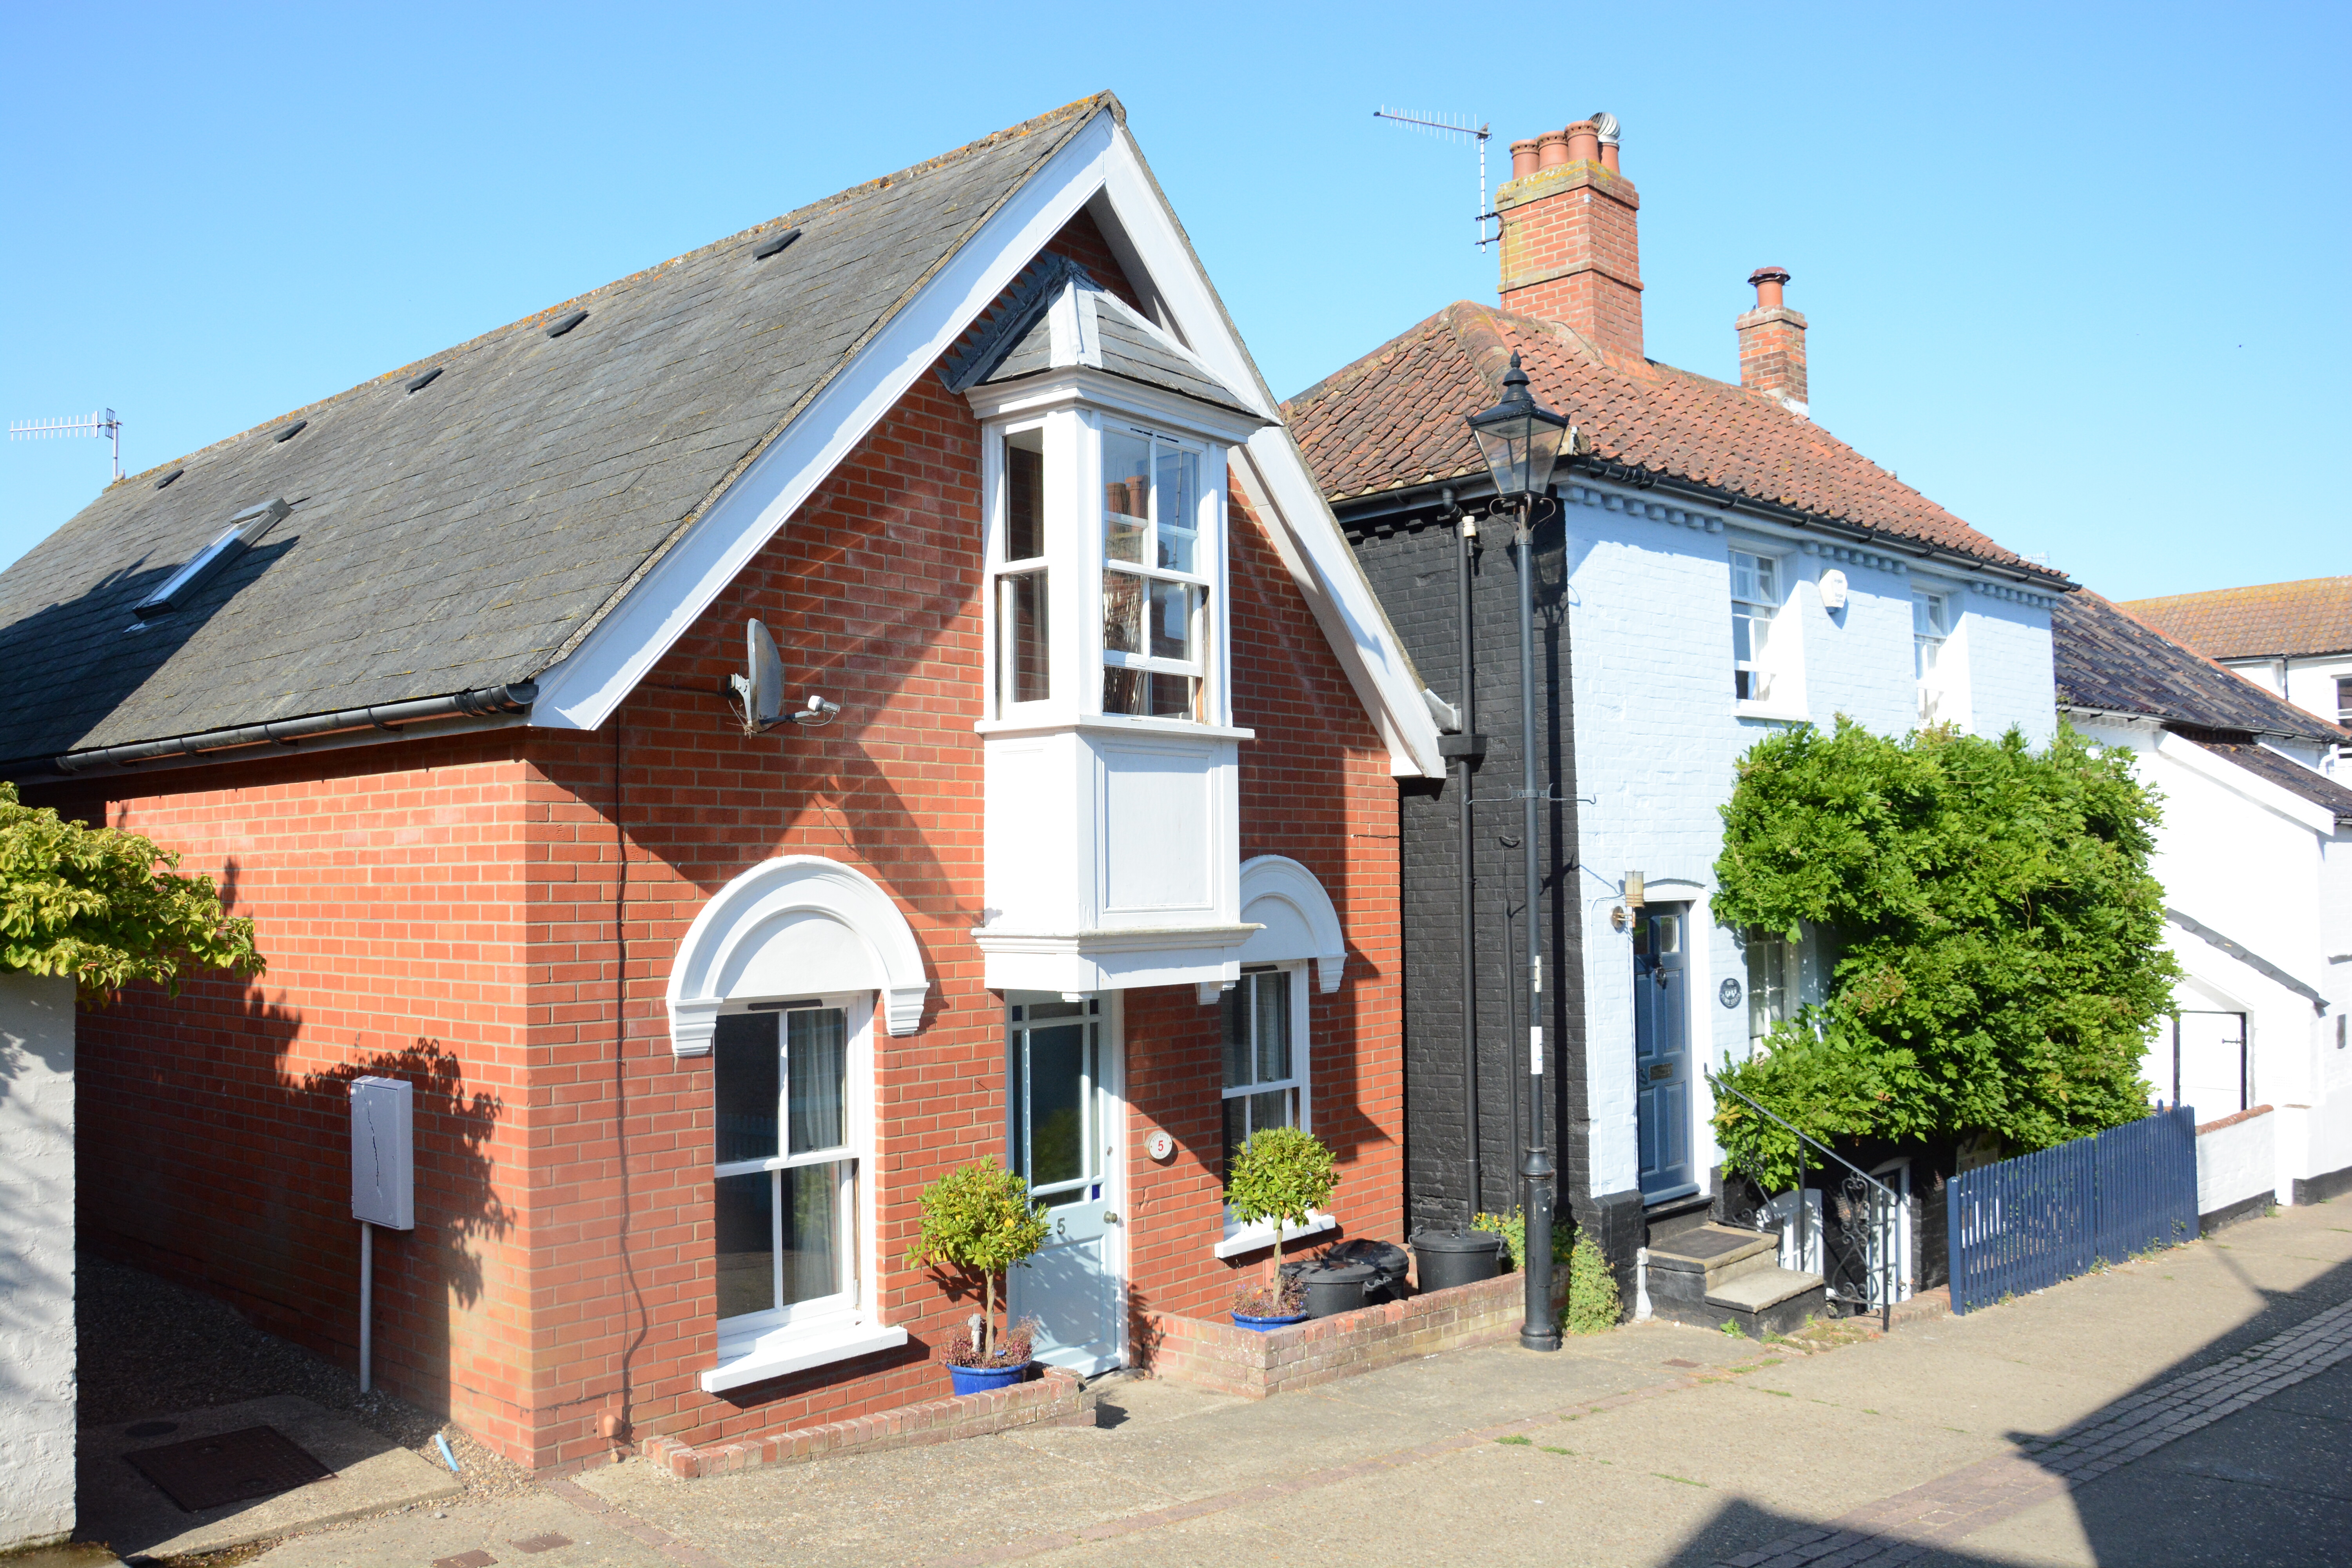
[639,1367,1093,1480]
[1645,1224,1782,1306]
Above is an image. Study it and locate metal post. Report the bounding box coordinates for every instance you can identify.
[1457,509,1481,1218]
[359,1219,373,1393]
[1516,500,1560,1352]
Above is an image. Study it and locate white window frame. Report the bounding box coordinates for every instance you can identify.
[1730,547,1797,715]
[989,419,1055,716]
[1913,588,1951,724]
[705,991,899,1392]
[1214,962,1334,1257]
[1096,418,1219,724]
[1744,928,1796,1051]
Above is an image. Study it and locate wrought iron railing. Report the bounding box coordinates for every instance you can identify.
[1705,1072,1904,1332]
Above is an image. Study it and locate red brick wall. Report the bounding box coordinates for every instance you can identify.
[51,215,1403,1471]
[1496,162,1644,359]
[54,737,549,1455]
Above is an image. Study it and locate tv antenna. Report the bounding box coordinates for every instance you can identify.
[9,408,123,481]
[1373,109,1495,250]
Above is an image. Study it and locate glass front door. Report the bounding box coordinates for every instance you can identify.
[1005,996,1122,1373]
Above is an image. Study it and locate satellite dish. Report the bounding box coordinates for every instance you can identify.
[730,620,786,731]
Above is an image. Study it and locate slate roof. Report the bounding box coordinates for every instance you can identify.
[0,95,1116,770]
[942,254,1259,418]
[2195,740,2352,827]
[1282,301,2059,576]
[2053,588,2352,750]
[2118,576,2352,661]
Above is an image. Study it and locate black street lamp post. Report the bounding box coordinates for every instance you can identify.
[1464,351,1571,1353]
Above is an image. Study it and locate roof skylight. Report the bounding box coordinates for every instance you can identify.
[546,310,588,338]
[405,368,443,393]
[753,228,802,260]
[134,498,291,618]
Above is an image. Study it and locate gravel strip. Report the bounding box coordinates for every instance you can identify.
[77,1253,541,1506]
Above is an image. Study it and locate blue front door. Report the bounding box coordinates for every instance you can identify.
[1634,906,1694,1200]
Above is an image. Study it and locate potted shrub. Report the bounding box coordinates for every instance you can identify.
[1226,1125,1339,1330]
[905,1158,1052,1394]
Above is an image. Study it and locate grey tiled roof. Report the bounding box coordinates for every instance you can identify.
[2195,740,2352,826]
[0,96,1114,769]
[947,254,1258,418]
[2053,588,2351,748]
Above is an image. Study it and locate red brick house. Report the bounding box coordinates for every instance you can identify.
[0,94,1449,1471]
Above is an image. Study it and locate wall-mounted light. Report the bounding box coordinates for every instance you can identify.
[1625,870,1646,908]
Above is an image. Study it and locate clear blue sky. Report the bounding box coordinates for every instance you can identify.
[4,2,2344,601]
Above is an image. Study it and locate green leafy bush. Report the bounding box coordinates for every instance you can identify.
[1711,720,2178,1189]
[1227,1124,1339,1311]
[1563,1233,1621,1334]
[904,1159,1051,1361]
[1472,1207,1568,1273]
[2,782,262,1000]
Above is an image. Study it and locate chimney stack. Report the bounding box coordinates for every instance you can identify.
[1737,267,1808,417]
[1494,111,1643,359]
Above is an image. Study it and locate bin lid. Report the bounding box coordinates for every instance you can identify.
[1409,1227,1504,1255]
[1322,1237,1410,1283]
[1299,1261,1378,1285]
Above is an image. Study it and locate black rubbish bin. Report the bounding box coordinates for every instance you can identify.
[1320,1238,1410,1302]
[1410,1227,1503,1292]
[1298,1261,1379,1319]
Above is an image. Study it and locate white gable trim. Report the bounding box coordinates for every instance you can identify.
[2155,731,2336,837]
[524,109,1444,780]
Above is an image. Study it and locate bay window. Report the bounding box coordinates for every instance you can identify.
[995,426,1051,709]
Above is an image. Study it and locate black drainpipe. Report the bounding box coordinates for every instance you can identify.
[1443,494,1488,1218]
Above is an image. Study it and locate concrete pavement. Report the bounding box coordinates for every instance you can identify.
[234,1199,2352,1568]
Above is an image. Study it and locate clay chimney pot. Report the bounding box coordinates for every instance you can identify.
[1748,266,1792,310]
[1564,120,1601,164]
[1510,138,1541,178]
[1536,130,1572,169]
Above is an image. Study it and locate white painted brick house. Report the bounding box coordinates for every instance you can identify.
[1285,111,2068,1275]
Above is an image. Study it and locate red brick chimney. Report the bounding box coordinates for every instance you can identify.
[1737,266,1809,417]
[1494,111,1642,358]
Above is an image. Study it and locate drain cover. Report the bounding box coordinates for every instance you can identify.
[123,1425,336,1512]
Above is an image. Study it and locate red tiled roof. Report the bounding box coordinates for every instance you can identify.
[1281,301,2051,575]
[2116,576,2352,661]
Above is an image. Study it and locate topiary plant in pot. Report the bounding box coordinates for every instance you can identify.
[905,1158,1053,1393]
[1226,1125,1339,1330]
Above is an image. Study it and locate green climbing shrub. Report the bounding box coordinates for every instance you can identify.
[1711,719,2178,1190]
[1472,1207,1568,1273]
[1,781,263,1001]
[1227,1124,1339,1313]
[904,1158,1051,1361]
[1563,1232,1621,1335]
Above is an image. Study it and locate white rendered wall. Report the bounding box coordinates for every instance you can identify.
[2196,1107,2277,1217]
[1557,479,2058,1201]
[0,970,75,1551]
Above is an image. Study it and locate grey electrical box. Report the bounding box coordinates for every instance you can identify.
[351,1076,414,1230]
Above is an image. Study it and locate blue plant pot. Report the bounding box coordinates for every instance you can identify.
[946,1360,1031,1395]
[1230,1311,1309,1333]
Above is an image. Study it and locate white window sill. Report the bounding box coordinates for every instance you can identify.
[1734,701,1811,724]
[701,1319,908,1394]
[1214,1210,1336,1259]
[975,713,1255,743]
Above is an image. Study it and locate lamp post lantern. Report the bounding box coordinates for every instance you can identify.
[1465,350,1570,1352]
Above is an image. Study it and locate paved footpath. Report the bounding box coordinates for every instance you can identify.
[250,1200,2352,1568]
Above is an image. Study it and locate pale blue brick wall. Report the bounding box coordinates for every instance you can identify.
[1556,479,2056,1203]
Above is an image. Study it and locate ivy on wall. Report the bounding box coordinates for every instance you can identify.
[1,781,263,1002]
[1710,720,2178,1190]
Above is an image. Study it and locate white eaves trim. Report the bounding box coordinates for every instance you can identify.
[526,108,1446,782]
[2156,731,2336,837]
[528,115,1121,730]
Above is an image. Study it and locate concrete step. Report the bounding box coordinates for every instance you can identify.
[1644,1223,1779,1311]
[1704,1267,1828,1339]
[1643,1193,1715,1249]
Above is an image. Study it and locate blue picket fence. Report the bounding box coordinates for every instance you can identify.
[1947,1107,2198,1315]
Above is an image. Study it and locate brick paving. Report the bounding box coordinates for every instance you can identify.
[1710,1294,2352,1566]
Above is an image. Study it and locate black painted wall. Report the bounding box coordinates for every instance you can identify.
[1343,502,1635,1258]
